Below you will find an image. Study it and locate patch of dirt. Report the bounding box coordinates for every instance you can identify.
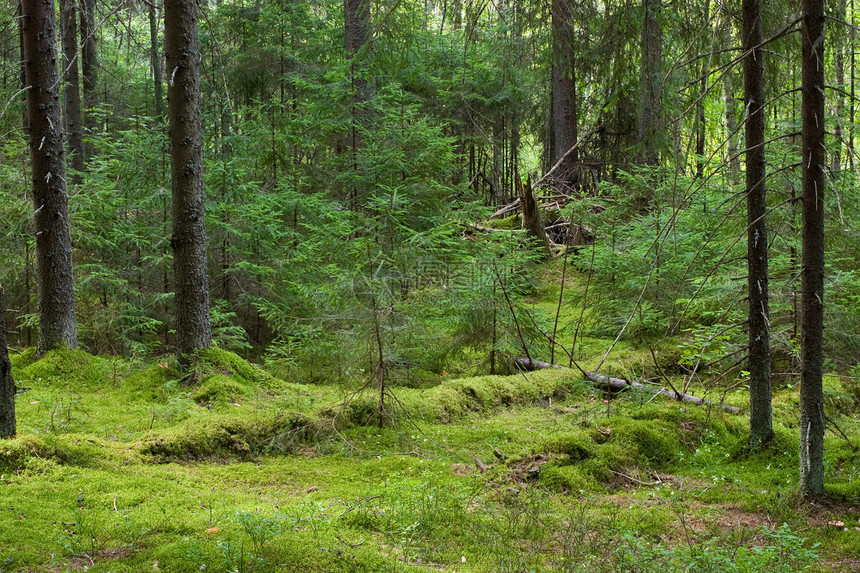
[50,546,136,572]
[508,454,549,487]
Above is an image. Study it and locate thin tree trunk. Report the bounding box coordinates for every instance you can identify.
[0,285,16,439]
[832,0,846,172]
[850,0,856,168]
[638,0,662,166]
[344,0,370,207]
[165,0,212,364]
[551,0,577,185]
[22,0,78,355]
[60,0,85,181]
[799,0,826,498]
[149,3,163,117]
[743,0,772,450]
[79,0,97,158]
[722,73,740,184]
[694,0,710,180]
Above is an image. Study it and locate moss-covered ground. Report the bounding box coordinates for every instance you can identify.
[2,269,860,571]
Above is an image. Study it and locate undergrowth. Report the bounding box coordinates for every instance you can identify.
[0,345,857,572]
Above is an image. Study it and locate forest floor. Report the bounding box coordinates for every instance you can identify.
[2,272,860,572]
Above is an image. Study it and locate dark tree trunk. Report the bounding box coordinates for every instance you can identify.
[79,0,97,158]
[694,0,710,180]
[22,0,78,355]
[165,0,212,364]
[638,0,662,166]
[60,0,85,180]
[150,3,164,117]
[551,0,577,184]
[344,0,370,97]
[799,0,826,498]
[0,285,15,439]
[344,0,370,206]
[743,0,772,450]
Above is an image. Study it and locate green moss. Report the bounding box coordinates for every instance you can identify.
[0,433,135,471]
[16,348,117,390]
[8,346,37,370]
[193,373,249,405]
[545,431,594,462]
[197,346,281,388]
[139,412,313,461]
[483,214,518,230]
[539,463,590,492]
[320,369,574,428]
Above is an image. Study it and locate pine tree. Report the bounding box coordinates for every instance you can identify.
[743,0,772,450]
[165,0,212,364]
[0,285,15,439]
[21,0,79,355]
[799,0,826,498]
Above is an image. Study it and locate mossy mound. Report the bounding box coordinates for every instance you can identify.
[0,433,136,471]
[323,369,574,427]
[193,373,250,406]
[8,346,37,370]
[15,347,118,390]
[541,404,740,489]
[139,411,314,461]
[196,346,282,389]
[125,347,289,404]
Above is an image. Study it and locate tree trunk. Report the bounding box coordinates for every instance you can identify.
[743,0,772,450]
[60,0,85,181]
[79,0,97,158]
[22,0,78,355]
[344,0,370,101]
[722,73,740,184]
[452,0,462,30]
[165,0,212,364]
[694,0,710,179]
[0,285,15,439]
[150,3,164,117]
[799,0,826,498]
[518,174,552,260]
[344,0,371,206]
[831,0,846,172]
[638,0,662,166]
[551,0,577,186]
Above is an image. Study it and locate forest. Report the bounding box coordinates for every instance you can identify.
[1,0,860,570]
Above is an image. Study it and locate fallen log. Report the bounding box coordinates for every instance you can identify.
[514,357,740,414]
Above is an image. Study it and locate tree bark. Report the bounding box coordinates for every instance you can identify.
[344,0,370,98]
[831,0,846,172]
[344,0,371,206]
[551,0,577,185]
[722,73,740,184]
[79,0,97,158]
[0,285,16,439]
[165,0,212,364]
[638,0,662,166]
[60,0,85,180]
[150,3,164,117]
[22,0,79,355]
[518,174,552,260]
[743,0,772,450]
[799,0,826,498]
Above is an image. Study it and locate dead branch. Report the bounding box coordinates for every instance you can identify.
[514,357,740,414]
